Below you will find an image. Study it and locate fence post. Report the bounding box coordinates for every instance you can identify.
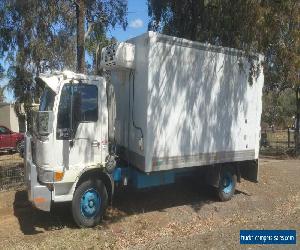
[288,128,290,148]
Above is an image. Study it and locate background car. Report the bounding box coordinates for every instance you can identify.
[0,125,24,153]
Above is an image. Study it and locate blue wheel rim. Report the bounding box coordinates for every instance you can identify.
[222,172,233,194]
[80,188,101,218]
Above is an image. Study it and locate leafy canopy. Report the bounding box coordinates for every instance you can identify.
[148,0,299,92]
[0,0,128,104]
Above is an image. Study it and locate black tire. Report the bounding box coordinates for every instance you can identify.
[217,168,237,201]
[72,178,108,228]
[16,140,23,153]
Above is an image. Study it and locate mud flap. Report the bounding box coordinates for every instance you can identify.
[32,182,52,212]
[205,165,221,188]
[240,160,259,183]
[28,159,52,212]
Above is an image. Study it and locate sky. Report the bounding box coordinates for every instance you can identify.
[108,0,148,41]
[0,0,148,103]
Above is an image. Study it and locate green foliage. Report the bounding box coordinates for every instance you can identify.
[84,0,127,73]
[148,0,299,91]
[86,35,118,75]
[0,64,5,102]
[0,0,77,105]
[148,1,263,50]
[262,1,299,92]
[0,86,4,103]
[0,64,3,78]
[0,0,128,105]
[262,89,296,128]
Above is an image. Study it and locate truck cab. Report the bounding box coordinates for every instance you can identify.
[25,71,111,226]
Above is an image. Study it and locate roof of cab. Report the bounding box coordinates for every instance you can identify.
[36,70,103,94]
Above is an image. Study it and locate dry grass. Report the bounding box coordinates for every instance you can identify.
[0,152,23,169]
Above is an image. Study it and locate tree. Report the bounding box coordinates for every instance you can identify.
[75,0,127,73]
[148,0,300,153]
[0,63,4,102]
[148,1,264,51]
[76,0,86,73]
[262,89,296,128]
[0,0,127,103]
[0,87,4,103]
[1,0,78,105]
[261,1,300,153]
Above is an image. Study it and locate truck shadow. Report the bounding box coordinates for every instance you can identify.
[13,191,75,235]
[13,177,249,235]
[110,178,216,218]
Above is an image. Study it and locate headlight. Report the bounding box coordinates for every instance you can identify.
[37,167,65,183]
[37,167,54,183]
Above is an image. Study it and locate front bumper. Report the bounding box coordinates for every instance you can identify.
[24,134,51,212]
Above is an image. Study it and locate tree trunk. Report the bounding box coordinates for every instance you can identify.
[190,0,199,40]
[76,0,85,73]
[295,87,300,156]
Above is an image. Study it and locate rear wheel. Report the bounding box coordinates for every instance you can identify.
[217,168,237,201]
[72,178,108,228]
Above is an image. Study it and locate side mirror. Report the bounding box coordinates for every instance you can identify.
[37,111,54,136]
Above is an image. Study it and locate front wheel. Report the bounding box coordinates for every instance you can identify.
[16,140,24,154]
[72,178,108,228]
[217,168,237,201]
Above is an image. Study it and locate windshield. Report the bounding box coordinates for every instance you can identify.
[39,88,56,111]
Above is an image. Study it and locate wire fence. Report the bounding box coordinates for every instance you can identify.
[260,129,296,156]
[0,152,25,190]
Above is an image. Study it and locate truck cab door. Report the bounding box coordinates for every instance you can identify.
[56,83,102,169]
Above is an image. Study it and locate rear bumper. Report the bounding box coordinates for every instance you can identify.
[24,134,51,212]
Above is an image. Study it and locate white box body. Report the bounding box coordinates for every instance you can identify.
[110,32,264,173]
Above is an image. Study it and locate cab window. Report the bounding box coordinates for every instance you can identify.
[39,87,56,111]
[57,84,98,139]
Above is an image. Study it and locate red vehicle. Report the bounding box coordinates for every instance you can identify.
[0,125,24,153]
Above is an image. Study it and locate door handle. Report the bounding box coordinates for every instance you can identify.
[91,140,100,147]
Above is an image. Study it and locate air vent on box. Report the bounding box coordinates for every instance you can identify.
[100,42,135,70]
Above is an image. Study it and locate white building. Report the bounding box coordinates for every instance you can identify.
[0,103,25,132]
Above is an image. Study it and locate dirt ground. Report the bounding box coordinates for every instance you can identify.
[0,158,299,249]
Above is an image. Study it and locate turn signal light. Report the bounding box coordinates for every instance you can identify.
[54,171,64,181]
[34,197,46,203]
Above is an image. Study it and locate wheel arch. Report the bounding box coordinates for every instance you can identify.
[73,168,114,204]
[205,162,241,187]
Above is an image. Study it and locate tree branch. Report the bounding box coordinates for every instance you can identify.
[84,22,94,41]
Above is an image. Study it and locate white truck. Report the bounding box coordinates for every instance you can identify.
[24,32,264,227]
